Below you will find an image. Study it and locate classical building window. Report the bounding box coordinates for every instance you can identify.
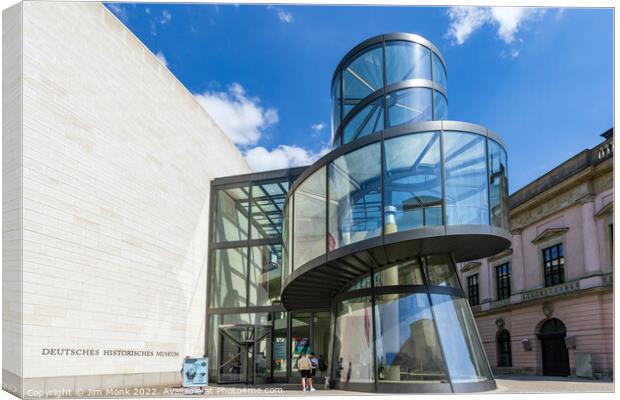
[542,243,565,287]
[467,274,479,306]
[495,263,511,300]
[497,329,512,367]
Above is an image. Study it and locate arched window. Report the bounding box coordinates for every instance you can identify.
[497,329,512,367]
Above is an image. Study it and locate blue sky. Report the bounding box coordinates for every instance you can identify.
[106,3,613,192]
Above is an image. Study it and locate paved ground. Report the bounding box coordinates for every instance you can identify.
[494,374,613,393]
[53,375,613,398]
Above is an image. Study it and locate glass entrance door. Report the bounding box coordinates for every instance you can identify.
[217,324,271,384]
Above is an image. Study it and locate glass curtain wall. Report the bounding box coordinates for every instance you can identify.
[285,129,509,273]
[208,171,302,384]
[331,254,493,389]
[332,37,449,147]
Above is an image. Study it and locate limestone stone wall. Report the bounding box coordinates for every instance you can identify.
[4,1,251,394]
[3,2,24,397]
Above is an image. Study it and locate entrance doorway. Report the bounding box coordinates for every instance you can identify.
[537,318,569,377]
[217,324,271,384]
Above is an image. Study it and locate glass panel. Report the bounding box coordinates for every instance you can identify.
[343,45,384,109]
[384,132,443,233]
[293,167,326,269]
[424,254,461,288]
[332,297,374,383]
[342,98,384,144]
[291,313,312,374]
[374,258,425,286]
[432,53,447,90]
[430,295,493,383]
[332,73,342,131]
[347,275,371,292]
[207,314,221,381]
[434,91,448,120]
[444,131,489,225]
[375,293,447,383]
[386,41,431,83]
[343,104,355,122]
[328,143,381,250]
[214,186,250,242]
[273,312,288,378]
[251,180,289,240]
[488,140,509,230]
[386,88,433,127]
[210,248,248,308]
[249,244,282,307]
[312,312,331,378]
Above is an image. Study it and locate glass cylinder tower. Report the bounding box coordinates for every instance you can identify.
[281,33,510,393]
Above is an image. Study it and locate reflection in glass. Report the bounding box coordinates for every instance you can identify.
[387,88,433,128]
[249,245,282,306]
[384,132,443,233]
[328,143,382,250]
[375,293,447,383]
[386,41,431,83]
[207,314,221,380]
[214,186,249,242]
[374,258,425,286]
[342,98,384,144]
[293,167,326,269]
[291,313,312,373]
[430,295,493,383]
[346,275,371,291]
[273,312,288,378]
[434,92,448,120]
[332,297,375,384]
[432,53,447,90]
[251,180,289,240]
[488,140,509,230]
[210,248,248,308]
[343,45,384,115]
[332,74,342,131]
[313,312,332,377]
[444,132,489,225]
[424,254,461,288]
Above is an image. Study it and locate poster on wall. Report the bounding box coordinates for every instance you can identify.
[182,357,209,387]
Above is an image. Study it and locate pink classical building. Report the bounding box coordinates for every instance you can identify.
[458,128,613,378]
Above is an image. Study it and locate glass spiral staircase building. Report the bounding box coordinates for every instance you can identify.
[206,33,510,393]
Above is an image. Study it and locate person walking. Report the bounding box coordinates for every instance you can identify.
[310,353,319,379]
[297,352,315,391]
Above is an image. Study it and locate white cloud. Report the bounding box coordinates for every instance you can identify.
[267,5,293,23]
[155,51,167,67]
[108,3,129,21]
[194,83,278,146]
[160,9,172,24]
[311,122,326,132]
[244,145,329,172]
[446,6,545,45]
[145,7,151,14]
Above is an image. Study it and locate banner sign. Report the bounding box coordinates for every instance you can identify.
[182,357,208,387]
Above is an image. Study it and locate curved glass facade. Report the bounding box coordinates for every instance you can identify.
[332,34,449,147]
[331,255,493,389]
[284,126,509,273]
